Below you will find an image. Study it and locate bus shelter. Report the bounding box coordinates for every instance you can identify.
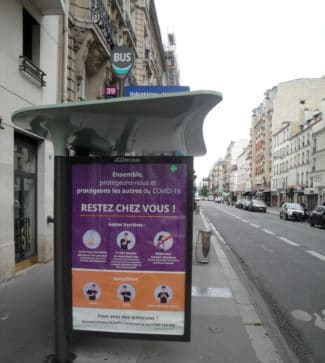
[12,90,222,362]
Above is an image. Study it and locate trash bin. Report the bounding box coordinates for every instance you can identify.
[195,229,211,264]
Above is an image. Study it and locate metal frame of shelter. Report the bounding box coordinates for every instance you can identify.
[12,90,222,362]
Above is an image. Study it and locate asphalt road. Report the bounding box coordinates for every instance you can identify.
[201,202,325,363]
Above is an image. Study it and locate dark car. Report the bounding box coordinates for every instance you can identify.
[309,206,325,228]
[280,203,305,221]
[248,199,267,212]
[300,204,310,221]
[235,199,244,208]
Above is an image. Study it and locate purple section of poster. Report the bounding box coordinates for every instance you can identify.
[71,162,188,272]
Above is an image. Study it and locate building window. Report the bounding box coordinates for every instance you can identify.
[20,8,46,86]
[23,8,40,66]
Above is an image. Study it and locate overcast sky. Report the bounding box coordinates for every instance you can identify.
[155,0,325,181]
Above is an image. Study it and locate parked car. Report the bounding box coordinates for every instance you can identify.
[215,196,224,203]
[300,204,310,221]
[207,196,214,202]
[309,206,325,228]
[235,199,244,208]
[280,203,305,221]
[241,199,251,210]
[247,199,267,212]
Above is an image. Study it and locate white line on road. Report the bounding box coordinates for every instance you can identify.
[209,223,226,245]
[278,237,300,247]
[261,228,276,236]
[250,223,260,228]
[241,219,249,223]
[306,250,325,262]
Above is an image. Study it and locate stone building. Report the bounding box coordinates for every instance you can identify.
[0,0,167,282]
[271,106,325,210]
[251,88,274,205]
[271,78,325,134]
[252,78,325,206]
[210,159,224,196]
[66,0,166,102]
[309,101,325,206]
[222,140,248,199]
[0,0,63,282]
[236,144,252,197]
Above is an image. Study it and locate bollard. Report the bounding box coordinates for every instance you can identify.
[195,229,211,264]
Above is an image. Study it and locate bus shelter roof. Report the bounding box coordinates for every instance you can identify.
[12,90,222,156]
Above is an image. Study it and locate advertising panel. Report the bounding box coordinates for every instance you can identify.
[69,157,192,340]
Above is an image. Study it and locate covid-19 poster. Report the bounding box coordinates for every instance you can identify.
[68,157,192,340]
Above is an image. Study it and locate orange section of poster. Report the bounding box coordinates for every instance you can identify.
[72,269,185,312]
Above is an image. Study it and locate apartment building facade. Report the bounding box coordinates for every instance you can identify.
[67,0,166,102]
[271,107,324,209]
[309,103,325,206]
[209,159,224,196]
[251,88,274,205]
[236,144,252,197]
[0,0,64,282]
[250,78,325,206]
[0,0,167,282]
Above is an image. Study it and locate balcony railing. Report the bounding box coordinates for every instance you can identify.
[91,0,116,49]
[19,56,46,87]
[124,11,136,45]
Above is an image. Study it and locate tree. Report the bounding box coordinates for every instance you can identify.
[199,185,209,197]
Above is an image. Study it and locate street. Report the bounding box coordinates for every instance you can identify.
[201,202,325,363]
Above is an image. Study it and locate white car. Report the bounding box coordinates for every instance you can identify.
[280,203,305,221]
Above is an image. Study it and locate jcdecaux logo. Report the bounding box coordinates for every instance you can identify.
[111,46,134,78]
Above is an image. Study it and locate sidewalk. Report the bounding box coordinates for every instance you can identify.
[0,212,283,363]
[267,207,280,216]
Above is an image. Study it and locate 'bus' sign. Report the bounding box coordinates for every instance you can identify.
[111,46,134,79]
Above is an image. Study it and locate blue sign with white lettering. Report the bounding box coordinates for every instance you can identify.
[125,86,190,97]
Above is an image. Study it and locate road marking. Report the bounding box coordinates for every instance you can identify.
[209,223,226,245]
[261,228,276,235]
[260,245,274,254]
[250,223,260,228]
[306,250,325,262]
[278,237,300,247]
[235,216,241,219]
[241,219,249,223]
[291,309,325,330]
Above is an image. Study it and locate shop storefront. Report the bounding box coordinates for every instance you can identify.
[304,188,319,211]
[14,134,38,270]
